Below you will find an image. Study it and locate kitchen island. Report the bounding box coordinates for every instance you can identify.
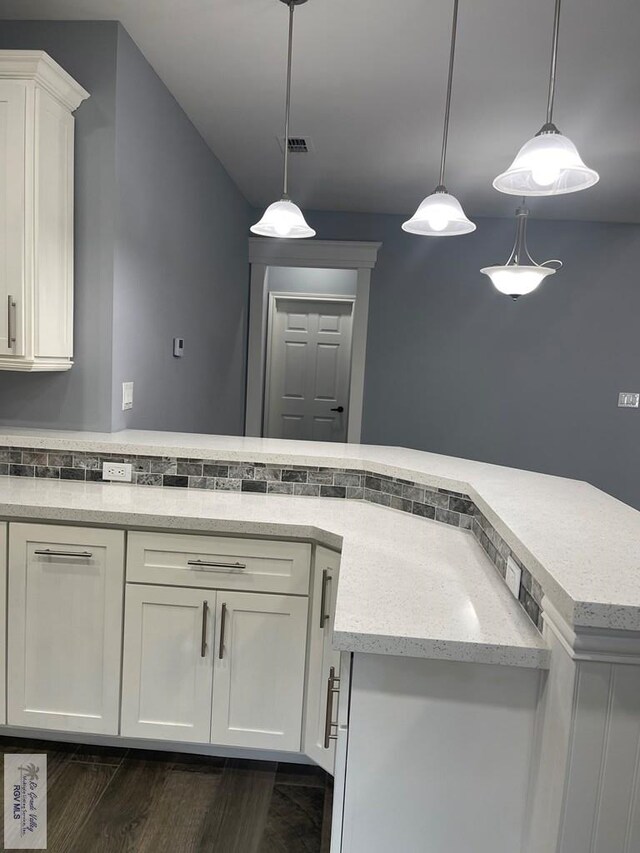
[0,428,638,853]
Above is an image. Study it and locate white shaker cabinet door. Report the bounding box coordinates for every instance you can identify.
[7,523,125,734]
[211,592,308,751]
[304,547,341,773]
[121,584,215,743]
[0,81,26,357]
[0,523,6,724]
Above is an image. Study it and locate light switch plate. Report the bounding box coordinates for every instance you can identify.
[173,337,184,357]
[618,392,639,408]
[122,381,134,411]
[505,556,522,600]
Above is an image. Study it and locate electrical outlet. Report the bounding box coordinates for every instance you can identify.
[122,381,134,411]
[505,556,522,600]
[618,392,639,408]
[102,462,133,482]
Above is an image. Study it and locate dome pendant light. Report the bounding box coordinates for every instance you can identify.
[493,0,599,196]
[481,204,562,299]
[403,0,475,237]
[251,0,315,239]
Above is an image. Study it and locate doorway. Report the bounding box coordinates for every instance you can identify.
[246,238,381,443]
[264,295,354,441]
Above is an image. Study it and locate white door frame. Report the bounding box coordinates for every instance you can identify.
[264,293,356,441]
[246,238,381,443]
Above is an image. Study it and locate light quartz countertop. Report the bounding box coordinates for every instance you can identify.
[0,476,548,669]
[1,427,639,633]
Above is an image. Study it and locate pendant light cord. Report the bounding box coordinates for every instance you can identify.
[438,0,459,189]
[282,0,295,199]
[545,0,562,126]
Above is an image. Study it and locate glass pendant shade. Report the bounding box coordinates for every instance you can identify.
[250,199,315,239]
[480,264,555,297]
[402,190,476,236]
[493,128,599,196]
[480,205,560,299]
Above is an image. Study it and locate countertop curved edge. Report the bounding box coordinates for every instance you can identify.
[1,428,639,632]
[0,480,550,670]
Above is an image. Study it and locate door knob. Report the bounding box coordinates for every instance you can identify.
[330,406,344,413]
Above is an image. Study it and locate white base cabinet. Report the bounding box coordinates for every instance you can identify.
[211,591,308,751]
[336,653,541,853]
[122,587,308,751]
[1,522,328,760]
[121,584,215,743]
[0,523,6,725]
[305,546,341,773]
[7,524,125,734]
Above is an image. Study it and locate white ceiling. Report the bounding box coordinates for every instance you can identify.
[1,0,639,222]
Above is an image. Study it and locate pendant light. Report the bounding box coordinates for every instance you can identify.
[481,205,561,299]
[403,0,475,237]
[493,0,598,196]
[251,0,315,239]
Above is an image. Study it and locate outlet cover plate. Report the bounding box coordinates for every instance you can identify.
[102,462,133,482]
[505,556,522,600]
[618,392,639,408]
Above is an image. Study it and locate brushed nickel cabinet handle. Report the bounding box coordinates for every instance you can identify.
[34,549,93,558]
[323,665,341,749]
[7,295,16,347]
[319,569,331,629]
[187,559,246,572]
[219,602,227,659]
[201,600,209,657]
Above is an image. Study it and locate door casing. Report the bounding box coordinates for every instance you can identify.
[246,238,381,443]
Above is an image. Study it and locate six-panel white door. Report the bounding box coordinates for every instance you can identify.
[265,297,353,441]
[7,524,125,734]
[121,584,215,743]
[305,547,341,773]
[211,591,308,751]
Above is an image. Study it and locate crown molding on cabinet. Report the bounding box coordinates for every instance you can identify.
[0,50,89,111]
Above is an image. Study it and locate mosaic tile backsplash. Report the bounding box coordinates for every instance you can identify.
[0,446,544,632]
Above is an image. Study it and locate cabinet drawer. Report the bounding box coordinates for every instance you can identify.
[127,532,311,595]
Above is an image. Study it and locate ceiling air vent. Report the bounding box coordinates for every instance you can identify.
[277,136,314,154]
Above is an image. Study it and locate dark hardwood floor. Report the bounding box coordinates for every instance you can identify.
[0,737,333,852]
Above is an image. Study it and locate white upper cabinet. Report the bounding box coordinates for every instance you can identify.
[0,51,88,371]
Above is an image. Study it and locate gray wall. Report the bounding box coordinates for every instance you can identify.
[267,266,357,296]
[111,27,250,433]
[298,210,640,509]
[0,22,251,435]
[0,21,118,431]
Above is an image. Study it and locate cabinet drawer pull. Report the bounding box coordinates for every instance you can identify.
[34,549,93,558]
[187,559,246,572]
[323,666,341,749]
[7,295,16,347]
[219,602,227,659]
[319,568,331,629]
[201,600,208,657]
